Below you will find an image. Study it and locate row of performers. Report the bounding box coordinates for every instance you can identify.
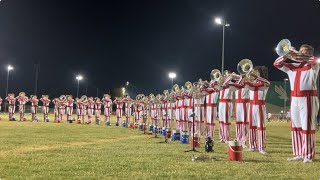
[114,61,270,154]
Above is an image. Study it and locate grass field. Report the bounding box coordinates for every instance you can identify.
[0,113,319,180]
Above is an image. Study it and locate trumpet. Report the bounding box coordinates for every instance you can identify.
[276,39,312,62]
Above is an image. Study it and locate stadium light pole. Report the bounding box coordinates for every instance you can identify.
[122,87,126,96]
[5,65,14,112]
[168,72,176,86]
[284,78,288,116]
[76,75,83,98]
[214,17,230,73]
[125,81,129,95]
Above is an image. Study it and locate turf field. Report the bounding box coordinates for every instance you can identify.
[0,113,319,179]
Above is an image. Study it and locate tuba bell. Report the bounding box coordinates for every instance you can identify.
[210,69,222,81]
[184,81,192,90]
[275,39,312,61]
[237,59,253,75]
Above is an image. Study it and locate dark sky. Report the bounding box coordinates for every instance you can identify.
[0,0,320,97]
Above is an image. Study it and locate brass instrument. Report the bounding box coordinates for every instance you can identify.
[210,69,221,81]
[103,94,111,99]
[81,95,88,101]
[276,39,312,62]
[184,81,192,90]
[237,59,253,75]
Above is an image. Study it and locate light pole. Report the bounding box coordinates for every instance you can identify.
[214,17,230,73]
[122,87,126,96]
[125,81,129,96]
[76,75,83,98]
[5,65,14,112]
[168,72,176,86]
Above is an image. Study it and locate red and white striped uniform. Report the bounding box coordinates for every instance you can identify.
[66,99,74,120]
[151,102,160,127]
[17,96,28,121]
[75,99,83,121]
[58,100,66,122]
[40,98,51,121]
[184,92,193,133]
[87,99,95,123]
[232,83,250,146]
[6,96,16,120]
[52,99,60,122]
[102,98,112,123]
[161,100,167,127]
[114,99,123,122]
[194,97,202,137]
[218,84,236,142]
[166,101,175,129]
[245,80,269,152]
[30,98,39,121]
[204,86,219,139]
[95,101,102,120]
[174,96,181,130]
[124,99,133,124]
[274,56,319,159]
[134,102,144,124]
[82,101,88,122]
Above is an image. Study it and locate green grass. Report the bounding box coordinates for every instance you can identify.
[0,113,319,179]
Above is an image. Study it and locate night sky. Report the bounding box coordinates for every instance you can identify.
[0,0,319,97]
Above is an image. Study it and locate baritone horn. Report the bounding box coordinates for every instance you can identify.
[276,39,312,61]
[237,59,253,75]
[210,69,221,81]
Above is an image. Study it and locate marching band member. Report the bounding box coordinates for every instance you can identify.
[6,93,16,121]
[66,95,74,122]
[166,93,175,129]
[40,95,51,122]
[52,98,60,122]
[204,76,219,139]
[172,85,181,131]
[16,92,28,121]
[245,68,270,154]
[30,95,39,122]
[75,97,83,123]
[218,70,238,143]
[113,97,124,125]
[224,69,250,148]
[184,82,193,134]
[274,42,318,163]
[142,96,149,126]
[87,97,95,124]
[81,95,88,124]
[149,94,157,127]
[124,95,133,126]
[161,95,167,128]
[58,95,67,122]
[94,97,102,125]
[180,86,187,132]
[134,95,144,125]
[102,94,112,125]
[233,76,250,148]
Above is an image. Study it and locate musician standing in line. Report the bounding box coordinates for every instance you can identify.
[6,93,16,121]
[87,97,95,124]
[30,95,39,122]
[16,92,28,121]
[0,97,2,112]
[102,94,112,125]
[66,95,74,122]
[95,97,102,125]
[274,44,318,163]
[245,68,270,154]
[204,78,219,140]
[40,95,51,122]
